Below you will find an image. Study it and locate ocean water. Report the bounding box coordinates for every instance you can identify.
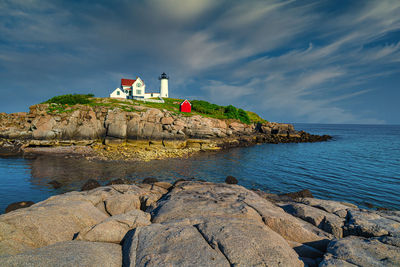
[0,124,399,213]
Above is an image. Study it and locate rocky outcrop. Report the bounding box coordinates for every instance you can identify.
[0,105,257,141]
[320,236,400,266]
[0,241,122,267]
[76,210,151,243]
[0,104,331,158]
[0,184,166,255]
[282,203,345,238]
[2,181,395,266]
[346,209,400,237]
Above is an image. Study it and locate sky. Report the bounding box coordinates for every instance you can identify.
[0,0,399,124]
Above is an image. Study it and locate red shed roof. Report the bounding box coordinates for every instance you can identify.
[121,78,136,86]
[180,99,191,106]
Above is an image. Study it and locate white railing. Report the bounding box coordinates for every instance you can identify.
[132,97,165,103]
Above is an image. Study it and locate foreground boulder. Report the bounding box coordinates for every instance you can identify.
[0,181,399,266]
[123,223,230,267]
[153,182,331,248]
[145,181,329,264]
[346,209,400,237]
[282,203,345,238]
[76,209,151,243]
[0,184,166,255]
[0,241,122,267]
[0,199,107,255]
[320,236,400,267]
[123,219,303,267]
[297,197,356,218]
[195,218,303,266]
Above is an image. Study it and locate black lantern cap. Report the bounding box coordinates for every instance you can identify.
[159,72,169,80]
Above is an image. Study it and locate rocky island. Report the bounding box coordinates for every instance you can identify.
[0,179,399,266]
[0,95,330,161]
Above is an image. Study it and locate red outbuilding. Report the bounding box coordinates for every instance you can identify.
[180,99,192,113]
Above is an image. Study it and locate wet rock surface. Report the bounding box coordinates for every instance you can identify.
[81,179,101,191]
[4,201,35,214]
[1,181,397,266]
[106,178,128,185]
[48,180,62,189]
[280,189,314,200]
[225,175,238,184]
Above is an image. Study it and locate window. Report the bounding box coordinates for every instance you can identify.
[117,91,120,95]
[136,90,141,95]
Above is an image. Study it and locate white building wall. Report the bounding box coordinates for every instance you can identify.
[145,93,160,99]
[110,88,127,99]
[131,78,146,98]
[160,79,168,98]
[112,75,169,100]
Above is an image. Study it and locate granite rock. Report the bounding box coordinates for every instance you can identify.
[346,209,400,237]
[0,241,122,267]
[76,209,151,243]
[123,223,230,267]
[283,203,345,238]
[320,236,400,267]
[151,181,331,251]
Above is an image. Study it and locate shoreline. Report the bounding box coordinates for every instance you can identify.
[0,131,332,162]
[0,180,399,266]
[0,103,331,162]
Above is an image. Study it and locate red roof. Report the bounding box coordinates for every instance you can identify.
[180,99,191,106]
[121,78,136,86]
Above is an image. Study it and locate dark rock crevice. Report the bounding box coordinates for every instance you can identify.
[102,201,112,217]
[193,224,234,267]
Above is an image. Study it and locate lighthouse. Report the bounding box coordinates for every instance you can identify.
[159,72,169,98]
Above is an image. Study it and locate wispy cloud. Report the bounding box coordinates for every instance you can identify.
[0,0,398,123]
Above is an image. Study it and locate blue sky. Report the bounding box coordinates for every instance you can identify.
[0,0,399,124]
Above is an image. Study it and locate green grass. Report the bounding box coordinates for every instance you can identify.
[190,100,225,116]
[42,94,267,123]
[43,94,94,105]
[46,103,75,114]
[238,109,251,124]
[130,98,182,112]
[246,110,267,124]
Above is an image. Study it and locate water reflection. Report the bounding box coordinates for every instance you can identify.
[1,124,399,213]
[28,151,231,192]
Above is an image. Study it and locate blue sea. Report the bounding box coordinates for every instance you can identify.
[0,124,399,213]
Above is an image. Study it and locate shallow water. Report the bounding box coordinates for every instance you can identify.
[0,123,399,213]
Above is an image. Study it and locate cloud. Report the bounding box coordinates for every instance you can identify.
[0,0,399,124]
[146,0,218,21]
[202,80,257,104]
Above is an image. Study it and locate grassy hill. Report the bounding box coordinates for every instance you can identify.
[42,94,267,124]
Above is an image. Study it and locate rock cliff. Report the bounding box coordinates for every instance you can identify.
[0,104,300,141]
[0,181,399,266]
[0,103,330,160]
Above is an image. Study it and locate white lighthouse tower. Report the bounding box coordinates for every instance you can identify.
[159,72,169,98]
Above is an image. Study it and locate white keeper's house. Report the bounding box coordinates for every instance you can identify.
[110,72,169,99]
